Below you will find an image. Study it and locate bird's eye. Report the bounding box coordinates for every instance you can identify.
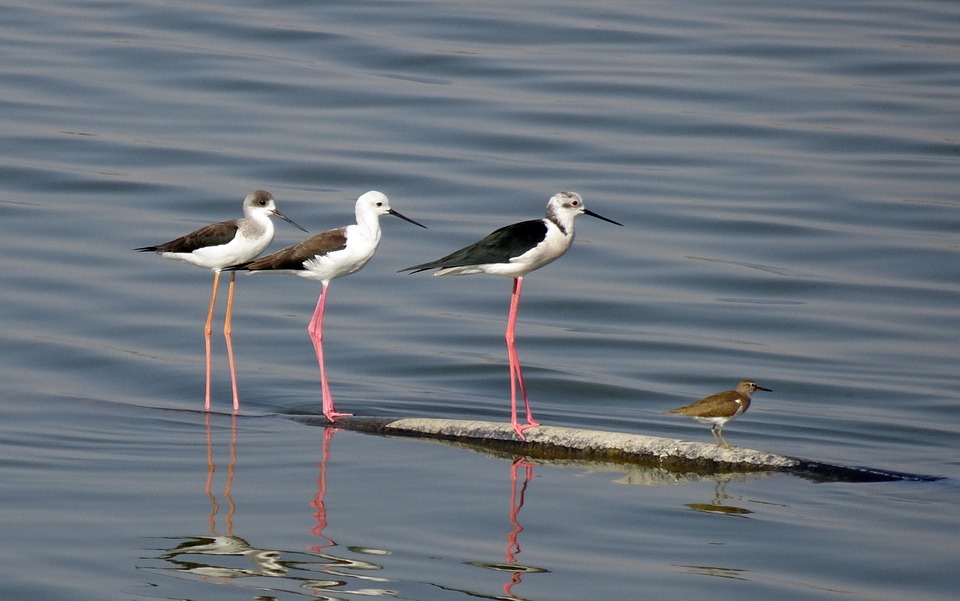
[376,202,383,207]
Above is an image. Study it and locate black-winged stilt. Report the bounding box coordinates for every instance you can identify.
[401,191,621,440]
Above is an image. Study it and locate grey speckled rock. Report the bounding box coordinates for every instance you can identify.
[289,416,940,483]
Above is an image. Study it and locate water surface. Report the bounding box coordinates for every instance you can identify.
[1,1,958,600]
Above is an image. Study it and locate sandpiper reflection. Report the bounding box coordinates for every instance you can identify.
[685,474,756,517]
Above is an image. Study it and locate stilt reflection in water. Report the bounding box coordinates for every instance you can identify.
[302,426,395,598]
[205,412,237,536]
[150,419,396,596]
[504,457,541,599]
[157,414,287,581]
[466,456,549,600]
[303,427,398,598]
[309,426,337,552]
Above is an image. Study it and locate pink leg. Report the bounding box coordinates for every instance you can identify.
[223,272,240,413]
[203,272,221,412]
[506,277,539,440]
[308,283,351,421]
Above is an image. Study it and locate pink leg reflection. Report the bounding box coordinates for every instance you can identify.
[309,427,338,552]
[504,456,538,598]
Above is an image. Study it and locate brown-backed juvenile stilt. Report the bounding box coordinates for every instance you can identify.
[135,190,306,412]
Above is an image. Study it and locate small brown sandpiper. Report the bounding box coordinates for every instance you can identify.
[664,379,771,448]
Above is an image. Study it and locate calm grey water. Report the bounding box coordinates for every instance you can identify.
[1,1,958,599]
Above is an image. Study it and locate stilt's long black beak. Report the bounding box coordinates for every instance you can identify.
[273,209,309,232]
[389,209,427,228]
[584,209,623,226]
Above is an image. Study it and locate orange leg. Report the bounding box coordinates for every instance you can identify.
[203,272,221,412]
[223,271,240,412]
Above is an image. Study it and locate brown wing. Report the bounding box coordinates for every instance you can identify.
[241,228,348,271]
[136,219,240,254]
[664,390,743,417]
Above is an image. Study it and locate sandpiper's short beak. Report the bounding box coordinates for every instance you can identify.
[389,208,427,228]
[584,208,623,226]
[273,209,308,232]
[756,385,773,392]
